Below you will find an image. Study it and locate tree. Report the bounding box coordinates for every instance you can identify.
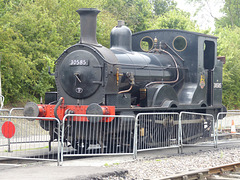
[0,1,61,103]
[216,26,240,109]
[102,0,153,32]
[152,0,177,16]
[148,9,200,32]
[0,0,116,103]
[216,0,240,28]
[186,0,225,30]
[0,0,204,104]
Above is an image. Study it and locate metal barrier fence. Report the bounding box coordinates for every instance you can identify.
[61,114,136,162]
[10,108,24,116]
[0,115,61,165]
[134,113,180,156]
[216,111,240,147]
[217,111,240,133]
[1,109,230,165]
[0,109,11,152]
[179,112,216,153]
[0,95,4,109]
[1,108,33,152]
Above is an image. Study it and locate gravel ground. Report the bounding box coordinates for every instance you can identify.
[103,146,240,179]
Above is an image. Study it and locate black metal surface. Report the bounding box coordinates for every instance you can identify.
[55,43,119,105]
[76,8,100,45]
[45,92,57,104]
[58,49,102,99]
[52,8,225,117]
[86,103,103,123]
[23,102,39,117]
[110,20,132,51]
[106,93,131,108]
[146,84,178,107]
[20,8,228,156]
[86,103,103,115]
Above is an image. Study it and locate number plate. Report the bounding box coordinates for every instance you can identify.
[70,59,89,66]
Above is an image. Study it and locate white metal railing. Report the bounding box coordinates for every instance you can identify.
[179,112,216,153]
[216,111,240,147]
[3,108,239,166]
[60,114,136,164]
[0,95,4,109]
[134,112,180,158]
[0,115,61,165]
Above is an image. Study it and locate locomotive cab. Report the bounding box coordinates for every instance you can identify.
[132,28,224,114]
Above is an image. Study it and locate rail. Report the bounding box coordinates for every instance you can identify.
[159,162,240,180]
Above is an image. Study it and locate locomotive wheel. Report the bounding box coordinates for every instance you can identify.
[138,121,173,150]
[71,139,90,154]
[182,122,204,144]
[119,131,134,153]
[181,114,215,144]
[105,134,133,153]
[105,139,120,153]
[39,120,50,131]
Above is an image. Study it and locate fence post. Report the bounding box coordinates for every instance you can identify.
[178,112,183,154]
[0,109,11,152]
[55,118,61,166]
[60,115,66,166]
[214,115,217,148]
[7,110,10,152]
[133,114,139,159]
[8,108,24,152]
[215,112,220,148]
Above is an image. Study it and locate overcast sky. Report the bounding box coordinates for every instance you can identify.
[175,0,224,30]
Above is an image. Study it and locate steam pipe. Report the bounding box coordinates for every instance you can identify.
[54,97,63,120]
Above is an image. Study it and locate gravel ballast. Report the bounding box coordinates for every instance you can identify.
[104,146,240,179]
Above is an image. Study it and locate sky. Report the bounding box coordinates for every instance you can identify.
[175,0,225,30]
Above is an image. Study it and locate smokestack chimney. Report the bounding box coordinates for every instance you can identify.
[76,8,100,45]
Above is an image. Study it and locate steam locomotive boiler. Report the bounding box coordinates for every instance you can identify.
[24,8,226,152]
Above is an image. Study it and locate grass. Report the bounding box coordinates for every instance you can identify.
[104,163,110,167]
[3,145,49,152]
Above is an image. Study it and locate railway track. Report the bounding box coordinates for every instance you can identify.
[159,162,240,180]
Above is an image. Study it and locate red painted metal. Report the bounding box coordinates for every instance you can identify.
[36,104,115,122]
[2,121,15,138]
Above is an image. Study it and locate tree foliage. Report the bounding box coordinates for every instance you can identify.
[216,0,240,28]
[152,0,177,16]
[102,0,153,32]
[0,0,116,103]
[148,10,200,31]
[0,0,200,104]
[213,1,240,109]
[216,26,240,109]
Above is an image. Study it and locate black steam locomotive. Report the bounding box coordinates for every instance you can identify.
[24,8,225,151]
